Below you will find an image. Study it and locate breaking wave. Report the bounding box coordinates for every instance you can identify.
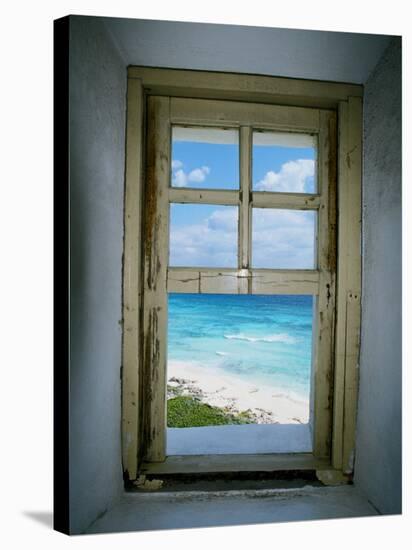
[223,333,296,344]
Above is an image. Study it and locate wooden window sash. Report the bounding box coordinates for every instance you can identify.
[141,95,336,463]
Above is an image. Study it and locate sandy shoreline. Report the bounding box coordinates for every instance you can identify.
[167,360,309,425]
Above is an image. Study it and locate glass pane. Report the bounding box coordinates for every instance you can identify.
[252,208,317,269]
[169,204,238,267]
[253,131,317,193]
[167,294,313,428]
[171,126,239,189]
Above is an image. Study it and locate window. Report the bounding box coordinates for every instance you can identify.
[122,68,361,481]
[142,94,336,463]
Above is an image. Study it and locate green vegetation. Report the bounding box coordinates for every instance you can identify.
[167,395,254,428]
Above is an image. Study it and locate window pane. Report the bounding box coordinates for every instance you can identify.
[169,204,238,267]
[253,131,317,193]
[252,208,317,269]
[167,294,313,429]
[171,127,239,189]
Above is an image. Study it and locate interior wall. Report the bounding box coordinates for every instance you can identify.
[69,16,127,534]
[354,37,402,514]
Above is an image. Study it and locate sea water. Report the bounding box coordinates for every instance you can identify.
[168,294,313,402]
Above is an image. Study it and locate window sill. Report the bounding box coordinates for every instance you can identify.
[140,452,330,475]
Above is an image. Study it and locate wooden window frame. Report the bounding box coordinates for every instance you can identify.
[122,67,362,482]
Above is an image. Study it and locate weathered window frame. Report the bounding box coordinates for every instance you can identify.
[122,67,362,482]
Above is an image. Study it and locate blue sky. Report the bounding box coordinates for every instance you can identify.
[171,142,239,189]
[169,129,317,268]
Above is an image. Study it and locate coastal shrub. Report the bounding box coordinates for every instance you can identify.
[167,396,253,428]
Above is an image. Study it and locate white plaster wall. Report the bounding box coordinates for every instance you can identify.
[69,16,127,533]
[354,38,402,514]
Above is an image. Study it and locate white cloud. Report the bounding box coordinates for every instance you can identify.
[170,206,316,269]
[207,208,237,231]
[171,160,211,187]
[170,207,238,267]
[172,169,188,187]
[172,159,183,170]
[256,159,315,193]
[252,209,315,268]
[188,166,210,183]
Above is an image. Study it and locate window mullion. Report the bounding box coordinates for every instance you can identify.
[252,192,320,210]
[239,126,252,275]
[250,268,319,295]
[167,267,319,295]
[168,188,238,205]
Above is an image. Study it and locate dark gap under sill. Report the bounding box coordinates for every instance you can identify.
[125,469,325,493]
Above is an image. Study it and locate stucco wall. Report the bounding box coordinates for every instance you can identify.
[69,16,126,533]
[354,38,402,514]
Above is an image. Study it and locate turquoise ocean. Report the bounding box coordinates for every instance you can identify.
[168,294,313,402]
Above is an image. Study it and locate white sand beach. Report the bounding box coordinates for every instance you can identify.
[167,360,309,425]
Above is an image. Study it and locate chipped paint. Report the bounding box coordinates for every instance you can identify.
[346,145,358,169]
[316,469,350,486]
[141,96,170,463]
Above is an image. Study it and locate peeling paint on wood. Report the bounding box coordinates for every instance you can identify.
[142,96,170,463]
[252,192,320,210]
[239,126,252,271]
[169,188,238,206]
[121,77,144,480]
[316,469,350,486]
[128,66,363,111]
[310,110,337,459]
[167,268,320,295]
[141,453,331,475]
[133,475,164,491]
[170,97,321,132]
[332,98,362,473]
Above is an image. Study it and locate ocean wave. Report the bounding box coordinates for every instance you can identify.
[223,333,296,344]
[215,351,230,356]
